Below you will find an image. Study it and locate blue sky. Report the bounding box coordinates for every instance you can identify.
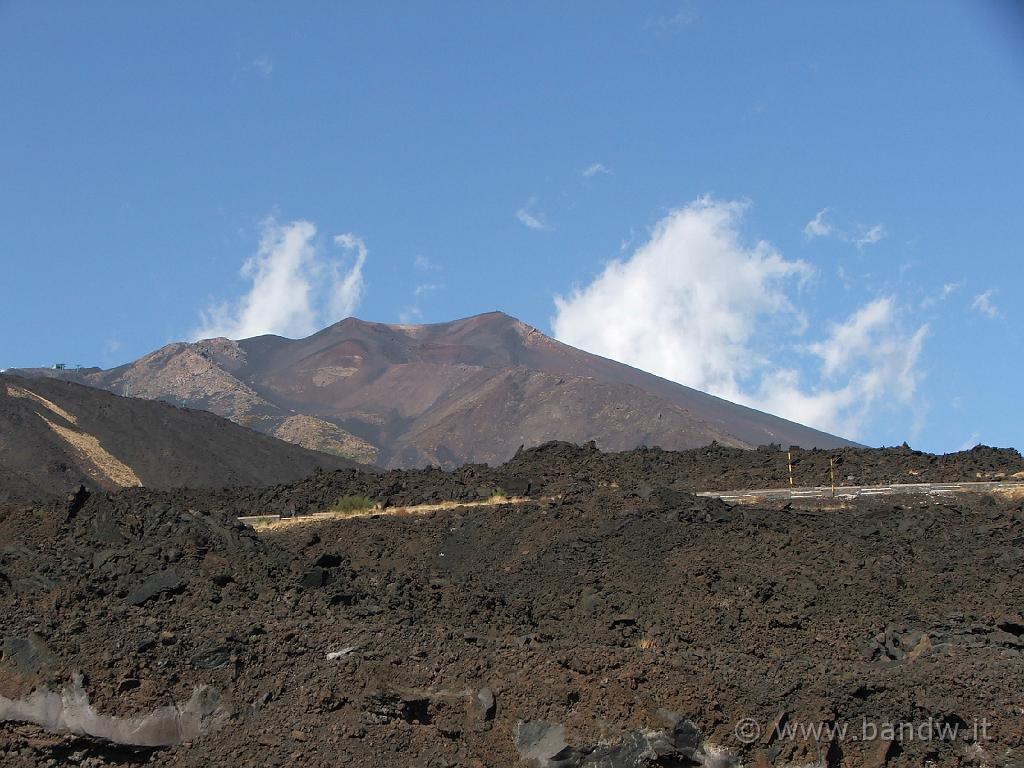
[1,2,1021,452]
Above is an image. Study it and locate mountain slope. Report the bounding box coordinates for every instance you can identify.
[0,374,366,501]
[14,312,855,468]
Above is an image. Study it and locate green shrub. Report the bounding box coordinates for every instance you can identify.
[329,495,373,514]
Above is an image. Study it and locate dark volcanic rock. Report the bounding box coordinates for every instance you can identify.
[0,446,1023,766]
[125,569,184,606]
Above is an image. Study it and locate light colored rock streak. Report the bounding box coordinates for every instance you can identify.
[0,674,226,747]
[38,414,142,488]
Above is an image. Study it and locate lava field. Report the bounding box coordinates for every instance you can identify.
[1,443,1023,767]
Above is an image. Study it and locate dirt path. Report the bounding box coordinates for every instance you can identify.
[241,495,531,530]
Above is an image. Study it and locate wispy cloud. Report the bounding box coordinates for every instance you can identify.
[193,218,367,340]
[803,207,886,248]
[803,209,832,239]
[553,197,928,439]
[413,283,439,298]
[855,223,887,248]
[329,234,368,320]
[250,55,273,79]
[582,162,612,178]
[920,282,959,309]
[958,431,982,451]
[972,289,999,319]
[516,199,551,231]
[399,284,441,324]
[399,258,443,324]
[414,254,440,272]
[645,4,699,36]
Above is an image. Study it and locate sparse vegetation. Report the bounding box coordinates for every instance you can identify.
[993,485,1024,502]
[329,494,374,515]
[485,487,509,504]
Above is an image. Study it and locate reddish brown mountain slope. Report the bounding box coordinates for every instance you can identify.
[15,312,855,468]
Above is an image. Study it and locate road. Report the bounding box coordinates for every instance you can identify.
[238,481,1020,525]
[696,480,1021,503]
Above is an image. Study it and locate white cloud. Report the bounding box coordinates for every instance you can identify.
[399,256,442,324]
[251,55,273,78]
[582,162,612,178]
[958,432,982,451]
[516,200,551,231]
[552,197,928,439]
[554,197,812,402]
[855,223,887,248]
[414,254,440,271]
[920,282,959,309]
[398,307,422,324]
[328,233,368,320]
[193,218,367,340]
[646,5,699,36]
[802,208,886,248]
[803,209,832,239]
[761,298,929,437]
[972,289,998,319]
[398,284,440,323]
[808,298,897,377]
[413,283,439,298]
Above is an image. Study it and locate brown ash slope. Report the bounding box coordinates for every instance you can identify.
[14,311,856,468]
[0,374,365,502]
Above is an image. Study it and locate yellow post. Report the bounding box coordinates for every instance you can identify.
[787,450,794,487]
[830,456,835,498]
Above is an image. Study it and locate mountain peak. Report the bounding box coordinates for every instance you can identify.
[25,312,854,469]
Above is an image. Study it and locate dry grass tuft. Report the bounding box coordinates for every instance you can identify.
[254,496,532,532]
[992,486,1024,502]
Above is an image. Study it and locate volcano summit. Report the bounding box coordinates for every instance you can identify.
[17,312,854,468]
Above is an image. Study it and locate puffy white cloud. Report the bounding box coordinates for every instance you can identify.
[972,289,999,319]
[193,218,367,340]
[552,197,928,439]
[762,298,929,436]
[554,197,812,402]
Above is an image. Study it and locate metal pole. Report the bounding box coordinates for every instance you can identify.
[830,457,835,498]
[788,450,794,487]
